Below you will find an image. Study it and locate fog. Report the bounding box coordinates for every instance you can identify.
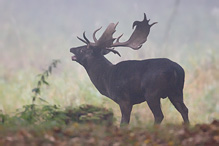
[0,0,218,123]
[0,0,218,69]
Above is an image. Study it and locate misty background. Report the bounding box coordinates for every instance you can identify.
[0,0,218,69]
[0,0,218,123]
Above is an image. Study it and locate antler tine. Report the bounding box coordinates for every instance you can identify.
[83,32,90,43]
[150,22,158,27]
[114,22,119,34]
[115,22,119,28]
[93,27,102,43]
[77,36,88,44]
[115,34,123,43]
[143,13,147,21]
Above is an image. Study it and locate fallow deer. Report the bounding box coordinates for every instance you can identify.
[70,13,189,125]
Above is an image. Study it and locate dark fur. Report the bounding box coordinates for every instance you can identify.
[70,46,189,125]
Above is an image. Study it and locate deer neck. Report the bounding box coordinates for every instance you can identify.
[83,55,113,96]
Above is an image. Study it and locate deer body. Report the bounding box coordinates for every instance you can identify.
[70,14,189,125]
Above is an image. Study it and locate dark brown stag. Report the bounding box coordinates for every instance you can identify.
[70,13,189,125]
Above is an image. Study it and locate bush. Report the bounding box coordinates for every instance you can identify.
[0,104,114,127]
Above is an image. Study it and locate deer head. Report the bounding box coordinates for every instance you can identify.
[70,13,157,64]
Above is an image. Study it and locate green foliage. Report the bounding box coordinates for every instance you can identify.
[0,104,114,128]
[32,59,61,104]
[0,59,113,128]
[64,104,114,125]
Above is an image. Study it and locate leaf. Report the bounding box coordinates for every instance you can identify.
[41,75,45,82]
[38,97,49,103]
[45,71,49,77]
[53,62,57,68]
[32,88,40,94]
[49,66,52,73]
[37,81,41,86]
[32,96,36,102]
[41,75,49,85]
[43,80,49,86]
[52,59,61,68]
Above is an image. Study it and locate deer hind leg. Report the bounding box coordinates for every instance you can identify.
[119,101,133,126]
[168,94,190,124]
[146,97,164,125]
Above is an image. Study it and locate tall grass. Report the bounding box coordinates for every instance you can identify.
[0,53,218,126]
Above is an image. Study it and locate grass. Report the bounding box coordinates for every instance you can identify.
[0,55,218,125]
[0,43,218,146]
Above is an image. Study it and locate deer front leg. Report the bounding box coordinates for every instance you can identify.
[119,101,133,126]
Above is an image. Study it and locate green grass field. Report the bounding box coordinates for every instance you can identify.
[0,54,218,125]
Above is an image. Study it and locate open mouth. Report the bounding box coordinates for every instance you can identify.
[70,49,77,61]
[71,55,77,61]
[70,48,77,61]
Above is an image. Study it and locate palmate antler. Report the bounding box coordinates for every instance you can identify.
[77,13,157,55]
[112,13,157,49]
